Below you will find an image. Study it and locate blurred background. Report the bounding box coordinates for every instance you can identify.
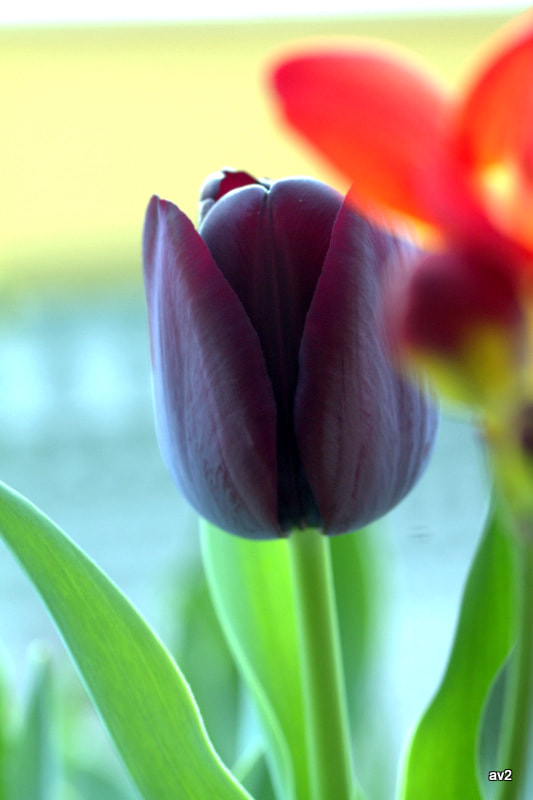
[0,3,527,798]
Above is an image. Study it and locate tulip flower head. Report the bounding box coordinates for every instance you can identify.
[271,15,533,412]
[143,169,437,539]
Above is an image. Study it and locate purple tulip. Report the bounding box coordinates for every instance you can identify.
[143,169,437,540]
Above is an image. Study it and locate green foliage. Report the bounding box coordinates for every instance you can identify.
[399,504,516,800]
[201,523,307,800]
[201,522,383,800]
[0,657,9,800]
[232,743,278,800]
[478,658,509,799]
[170,561,278,800]
[0,481,253,800]
[0,453,515,800]
[9,647,58,800]
[171,564,241,768]
[63,763,136,800]
[330,528,392,799]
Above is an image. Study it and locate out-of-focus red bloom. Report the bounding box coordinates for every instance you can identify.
[271,15,533,405]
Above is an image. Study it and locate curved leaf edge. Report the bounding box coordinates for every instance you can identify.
[0,481,254,800]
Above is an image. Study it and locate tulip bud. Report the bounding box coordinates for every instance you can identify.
[143,169,437,539]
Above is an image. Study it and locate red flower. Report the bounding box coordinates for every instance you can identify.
[271,15,533,404]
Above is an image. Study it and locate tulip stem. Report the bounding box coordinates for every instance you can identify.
[288,528,357,800]
[495,534,533,800]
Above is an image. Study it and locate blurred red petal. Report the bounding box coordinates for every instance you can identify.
[455,14,533,169]
[272,48,452,227]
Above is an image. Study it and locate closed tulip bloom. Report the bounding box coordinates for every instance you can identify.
[143,169,437,540]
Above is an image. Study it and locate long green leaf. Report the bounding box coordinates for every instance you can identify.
[171,564,241,768]
[477,657,509,799]
[399,503,516,800]
[64,763,137,800]
[232,744,277,800]
[0,481,253,800]
[10,647,57,800]
[201,522,306,800]
[0,651,10,800]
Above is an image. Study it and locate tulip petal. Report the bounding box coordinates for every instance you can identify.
[295,200,437,534]
[198,169,264,226]
[272,49,452,228]
[199,178,343,530]
[455,15,533,169]
[143,196,280,539]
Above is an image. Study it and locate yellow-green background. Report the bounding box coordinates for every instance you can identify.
[1,12,516,286]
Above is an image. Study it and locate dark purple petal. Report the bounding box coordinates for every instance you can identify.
[199,178,343,529]
[295,199,437,534]
[198,169,263,226]
[143,195,280,539]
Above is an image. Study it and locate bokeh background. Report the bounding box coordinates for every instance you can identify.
[0,6,523,797]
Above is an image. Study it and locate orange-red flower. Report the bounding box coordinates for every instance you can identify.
[272,15,533,255]
[271,15,533,405]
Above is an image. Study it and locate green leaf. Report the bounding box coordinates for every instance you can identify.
[64,763,136,800]
[201,522,379,800]
[171,563,241,767]
[10,646,58,800]
[399,503,516,800]
[200,522,306,800]
[331,528,393,800]
[0,481,253,800]
[232,744,277,800]
[477,657,509,799]
[331,528,381,709]
[0,652,11,800]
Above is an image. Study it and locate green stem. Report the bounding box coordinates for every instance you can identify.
[496,535,533,799]
[288,528,357,800]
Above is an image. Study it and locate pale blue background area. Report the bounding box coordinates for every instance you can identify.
[0,286,490,782]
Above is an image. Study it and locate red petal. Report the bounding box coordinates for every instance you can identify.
[454,14,533,169]
[272,47,452,228]
[398,246,523,357]
[143,196,280,538]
